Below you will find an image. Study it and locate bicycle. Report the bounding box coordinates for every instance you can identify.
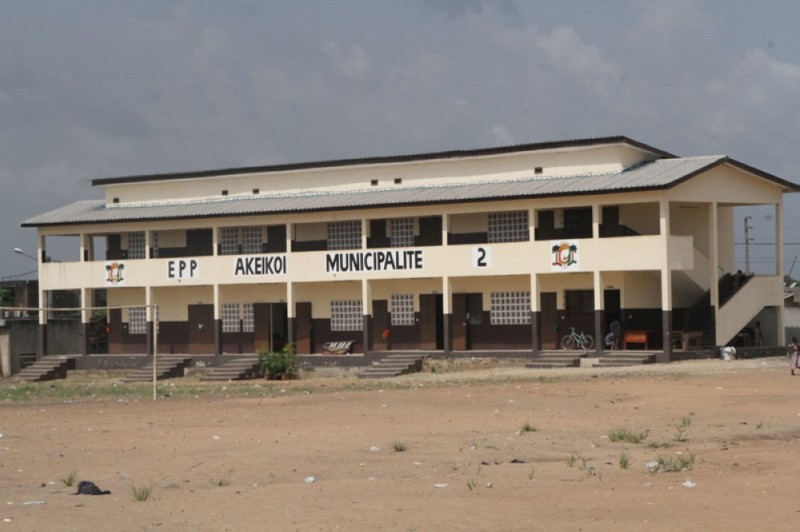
[561,327,594,350]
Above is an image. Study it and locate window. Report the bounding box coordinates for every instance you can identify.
[128,232,146,259]
[330,300,363,331]
[151,231,159,258]
[488,211,529,243]
[241,227,263,254]
[221,303,255,333]
[222,303,241,333]
[389,218,414,248]
[128,306,147,334]
[490,291,531,325]
[328,221,361,250]
[220,227,264,255]
[221,228,239,255]
[391,294,415,326]
[242,303,254,333]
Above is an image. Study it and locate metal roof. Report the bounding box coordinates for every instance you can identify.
[20,156,796,228]
[90,135,675,187]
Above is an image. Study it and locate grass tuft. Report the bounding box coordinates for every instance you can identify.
[392,442,407,452]
[650,454,696,473]
[60,471,78,487]
[608,428,649,444]
[131,483,154,502]
[619,453,630,470]
[520,421,537,434]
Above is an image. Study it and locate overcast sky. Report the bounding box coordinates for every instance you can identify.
[2,0,799,278]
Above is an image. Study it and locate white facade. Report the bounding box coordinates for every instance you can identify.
[22,137,797,360]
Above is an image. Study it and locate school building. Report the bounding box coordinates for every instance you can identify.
[21,136,798,364]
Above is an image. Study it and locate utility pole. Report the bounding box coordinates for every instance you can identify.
[744,216,753,274]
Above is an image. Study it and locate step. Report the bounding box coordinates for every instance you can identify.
[124,357,193,383]
[358,354,426,379]
[526,353,581,369]
[15,355,79,382]
[200,357,260,382]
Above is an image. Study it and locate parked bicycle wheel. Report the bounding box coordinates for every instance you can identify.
[561,335,576,350]
[579,334,594,350]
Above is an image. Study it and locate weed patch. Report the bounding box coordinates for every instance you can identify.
[608,428,649,443]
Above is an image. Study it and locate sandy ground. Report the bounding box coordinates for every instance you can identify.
[1,357,799,531]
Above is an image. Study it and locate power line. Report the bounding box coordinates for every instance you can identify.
[0,270,37,281]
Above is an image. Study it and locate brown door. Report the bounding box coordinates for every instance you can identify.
[372,300,389,350]
[254,303,273,353]
[540,292,557,349]
[419,294,442,350]
[295,302,313,354]
[188,304,214,354]
[451,293,468,351]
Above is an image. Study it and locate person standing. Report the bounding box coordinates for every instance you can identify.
[788,337,799,376]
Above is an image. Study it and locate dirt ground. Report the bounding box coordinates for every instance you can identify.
[1,357,799,531]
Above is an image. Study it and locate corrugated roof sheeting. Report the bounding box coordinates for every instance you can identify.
[22,156,727,227]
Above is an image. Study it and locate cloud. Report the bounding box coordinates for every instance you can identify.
[322,41,369,79]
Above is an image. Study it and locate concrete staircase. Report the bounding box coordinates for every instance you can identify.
[200,356,261,382]
[124,356,193,383]
[594,352,656,367]
[358,353,426,379]
[15,355,79,382]
[526,352,582,369]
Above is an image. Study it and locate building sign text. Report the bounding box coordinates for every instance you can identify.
[234,255,287,276]
[326,250,424,273]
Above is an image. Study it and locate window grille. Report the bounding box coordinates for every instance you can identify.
[488,211,529,243]
[151,231,159,258]
[389,218,414,248]
[490,291,531,325]
[330,300,363,331]
[128,306,147,334]
[241,227,263,254]
[242,303,254,333]
[327,221,362,250]
[220,228,239,255]
[222,303,241,333]
[128,232,146,259]
[390,294,415,326]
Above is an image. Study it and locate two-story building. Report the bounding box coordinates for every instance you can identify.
[21,136,797,364]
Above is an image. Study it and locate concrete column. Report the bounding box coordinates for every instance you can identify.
[776,201,785,342]
[530,273,539,356]
[442,214,449,246]
[593,270,603,354]
[592,203,600,239]
[212,226,219,256]
[442,276,451,353]
[362,279,371,354]
[212,284,222,355]
[659,198,673,362]
[81,287,91,356]
[37,234,47,358]
[361,217,368,250]
[145,286,154,357]
[709,202,719,348]
[286,282,295,346]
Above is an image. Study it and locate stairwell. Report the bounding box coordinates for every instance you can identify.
[15,355,79,382]
[200,356,261,382]
[358,353,426,379]
[123,356,194,383]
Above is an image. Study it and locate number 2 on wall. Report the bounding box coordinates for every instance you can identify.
[473,246,491,268]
